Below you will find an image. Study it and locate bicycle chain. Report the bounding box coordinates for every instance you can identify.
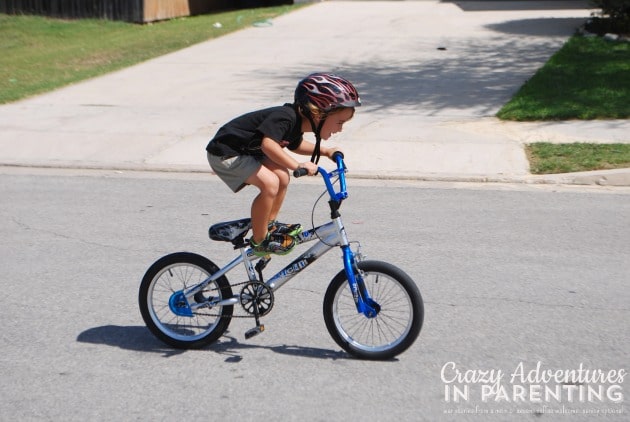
[192,280,261,319]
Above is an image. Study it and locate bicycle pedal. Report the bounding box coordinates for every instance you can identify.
[244,325,265,340]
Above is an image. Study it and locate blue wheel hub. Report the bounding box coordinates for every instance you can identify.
[169,291,193,317]
[362,298,381,318]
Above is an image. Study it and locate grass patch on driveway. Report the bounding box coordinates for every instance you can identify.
[497,36,630,121]
[527,142,630,174]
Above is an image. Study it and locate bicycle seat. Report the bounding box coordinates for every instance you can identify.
[209,218,252,242]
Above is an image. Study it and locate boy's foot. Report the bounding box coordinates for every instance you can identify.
[250,232,295,257]
[268,220,302,237]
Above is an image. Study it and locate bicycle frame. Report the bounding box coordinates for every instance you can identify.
[184,155,378,318]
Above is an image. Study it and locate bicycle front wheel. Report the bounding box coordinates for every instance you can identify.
[139,252,233,349]
[323,260,423,360]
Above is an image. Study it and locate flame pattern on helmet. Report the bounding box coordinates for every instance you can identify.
[294,73,361,113]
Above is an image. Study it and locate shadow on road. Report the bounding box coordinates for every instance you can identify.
[77,325,186,357]
[76,325,370,362]
[485,17,588,36]
[443,0,591,12]
[260,18,585,117]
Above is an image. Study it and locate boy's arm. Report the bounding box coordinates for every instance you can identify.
[261,137,318,175]
[292,140,342,160]
[262,137,300,170]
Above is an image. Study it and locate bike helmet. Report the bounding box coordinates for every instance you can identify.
[294,73,360,163]
[295,73,361,113]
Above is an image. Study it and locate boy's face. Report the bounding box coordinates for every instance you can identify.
[319,108,355,140]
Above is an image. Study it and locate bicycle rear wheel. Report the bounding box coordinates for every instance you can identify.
[139,252,233,349]
[323,260,423,360]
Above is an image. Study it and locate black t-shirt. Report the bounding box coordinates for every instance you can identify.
[206,103,304,157]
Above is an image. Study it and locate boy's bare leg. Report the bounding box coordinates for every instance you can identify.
[245,164,280,244]
[262,158,290,222]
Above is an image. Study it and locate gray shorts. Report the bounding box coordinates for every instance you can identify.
[207,152,263,192]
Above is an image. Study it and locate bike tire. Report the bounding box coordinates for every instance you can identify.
[323,260,423,360]
[138,252,233,349]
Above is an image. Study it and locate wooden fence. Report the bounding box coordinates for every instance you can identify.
[0,0,292,23]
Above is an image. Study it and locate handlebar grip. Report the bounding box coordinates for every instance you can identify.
[332,151,345,160]
[293,168,309,178]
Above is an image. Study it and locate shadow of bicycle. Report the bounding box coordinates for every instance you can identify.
[76,325,357,362]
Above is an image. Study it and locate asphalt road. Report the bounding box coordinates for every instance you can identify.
[1,168,628,421]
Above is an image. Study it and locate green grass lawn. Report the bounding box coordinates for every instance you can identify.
[501,34,630,173]
[527,142,630,174]
[0,5,304,104]
[497,36,630,121]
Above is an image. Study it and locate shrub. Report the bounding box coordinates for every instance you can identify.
[589,0,630,34]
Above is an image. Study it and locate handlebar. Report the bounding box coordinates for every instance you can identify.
[292,167,309,178]
[293,152,348,203]
[292,151,345,178]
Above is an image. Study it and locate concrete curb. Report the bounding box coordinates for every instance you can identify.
[3,162,629,187]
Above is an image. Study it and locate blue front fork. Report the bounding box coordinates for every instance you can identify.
[341,245,379,318]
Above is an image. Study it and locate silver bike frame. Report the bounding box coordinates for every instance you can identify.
[266,220,344,291]
[185,219,349,309]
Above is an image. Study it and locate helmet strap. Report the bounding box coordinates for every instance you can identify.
[308,116,326,164]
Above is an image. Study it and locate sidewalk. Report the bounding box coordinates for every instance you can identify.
[0,0,628,186]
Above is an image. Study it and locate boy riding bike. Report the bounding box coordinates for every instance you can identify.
[206,73,361,257]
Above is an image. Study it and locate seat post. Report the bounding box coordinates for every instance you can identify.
[232,236,249,250]
[237,243,258,281]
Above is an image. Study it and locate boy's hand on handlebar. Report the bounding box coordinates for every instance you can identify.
[297,161,319,176]
[325,147,344,161]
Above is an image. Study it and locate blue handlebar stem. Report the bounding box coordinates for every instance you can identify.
[336,154,347,195]
[318,156,348,203]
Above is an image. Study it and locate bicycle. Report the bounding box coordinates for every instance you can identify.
[138,153,424,360]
